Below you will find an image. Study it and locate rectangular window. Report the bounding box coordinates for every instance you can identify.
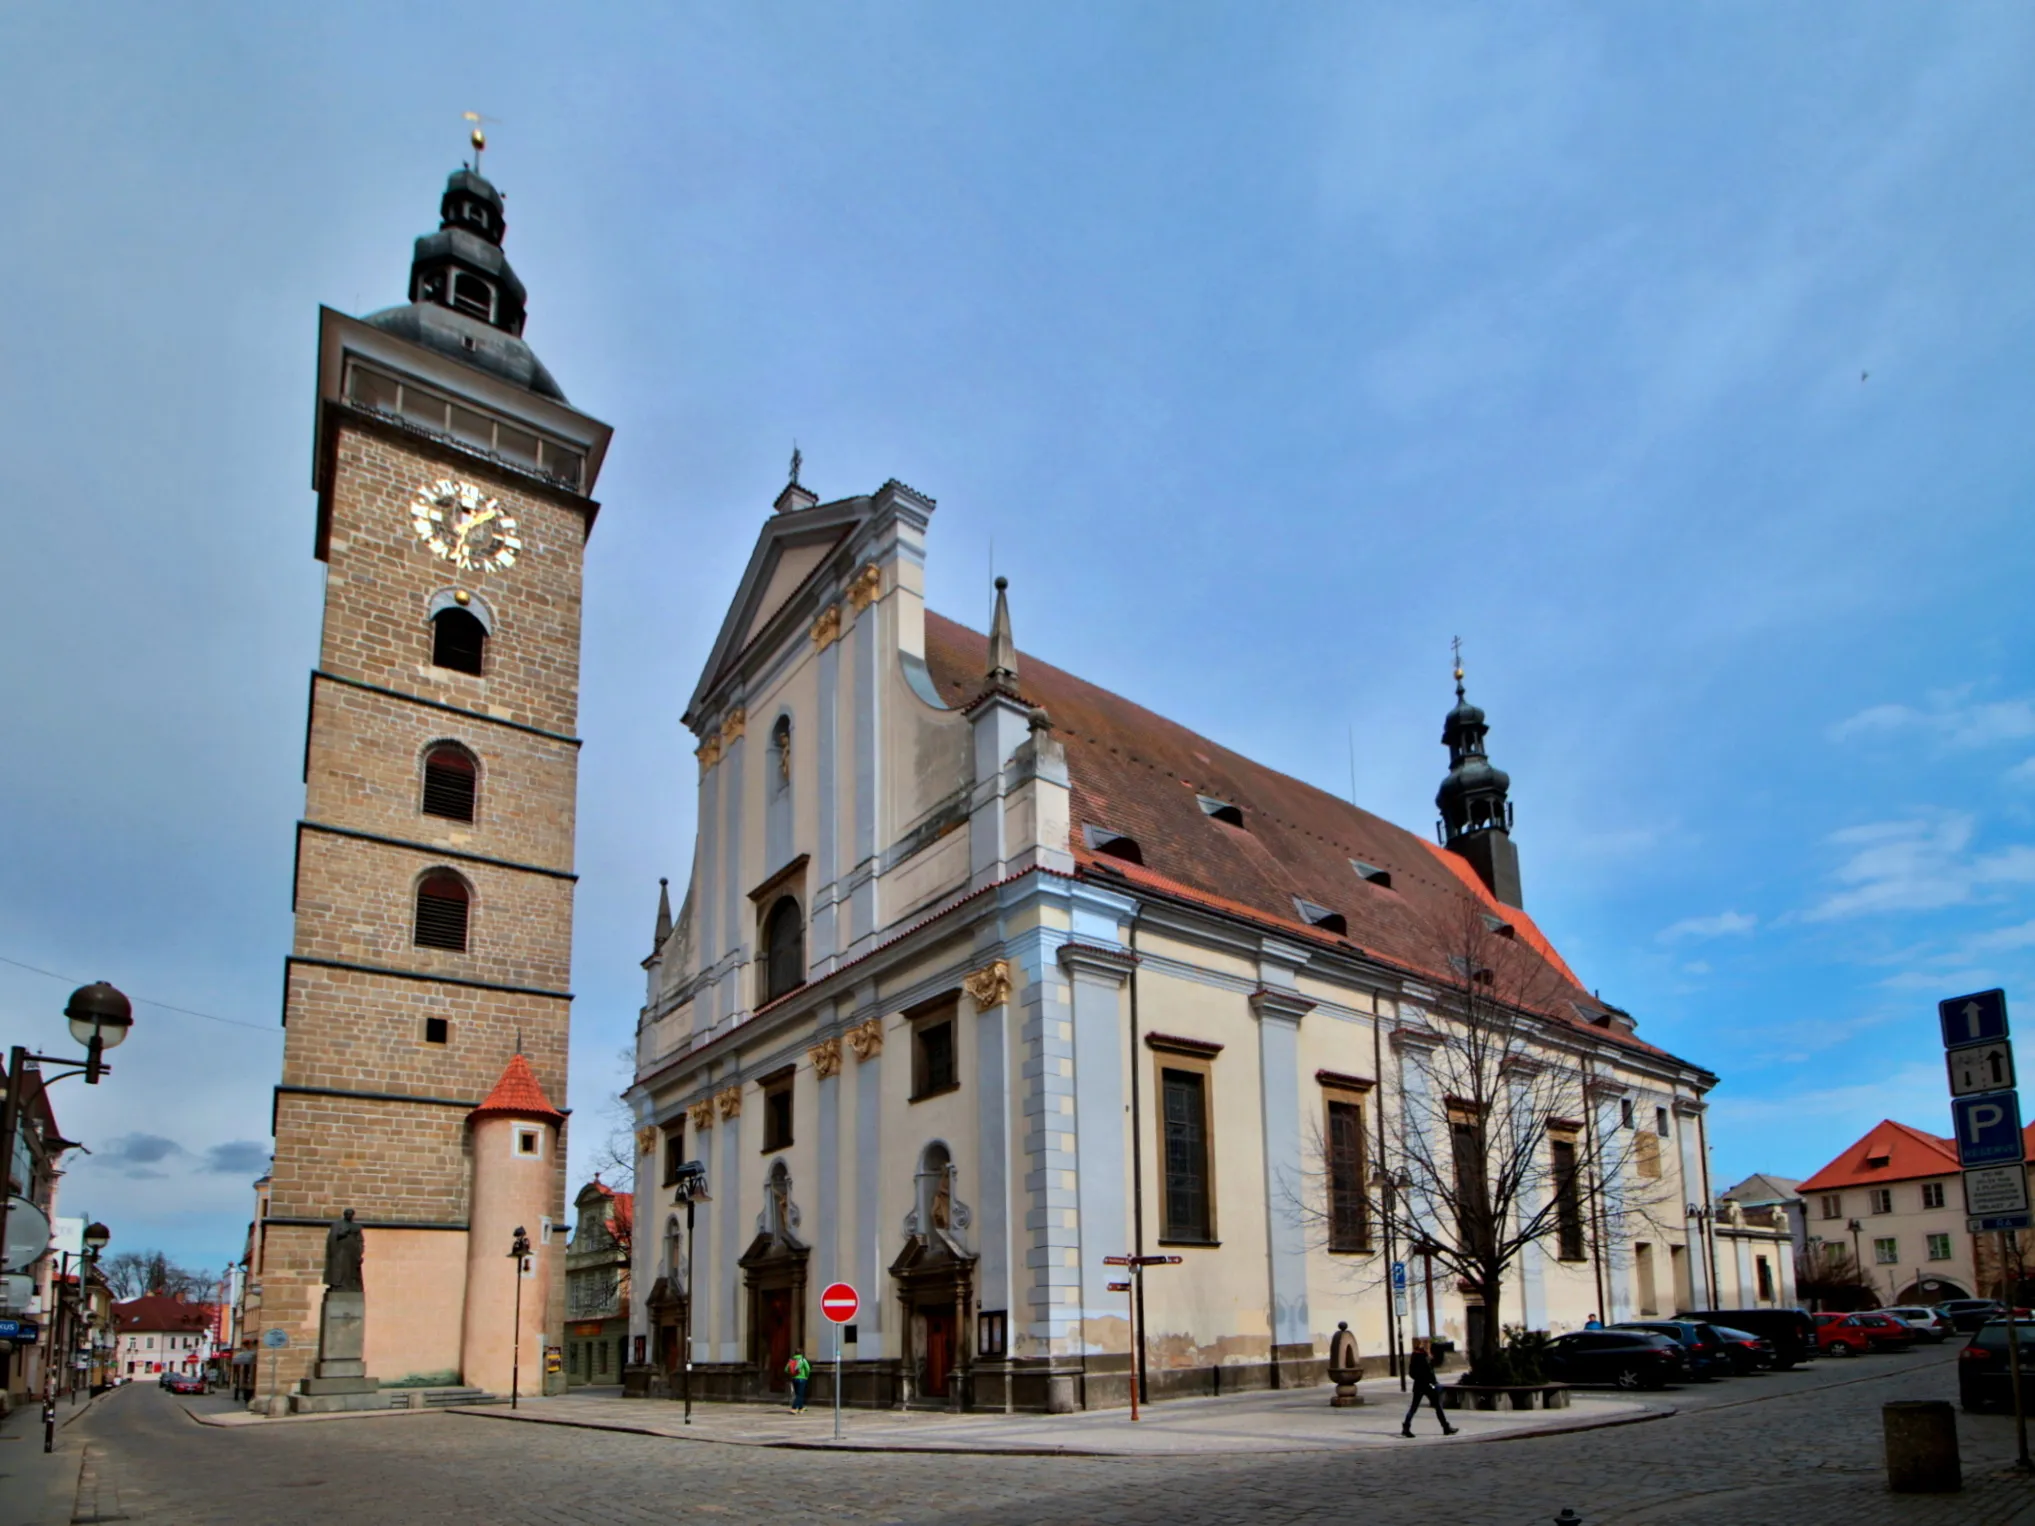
[1873,1236,1898,1265]
[762,1074,794,1153]
[1325,1098,1369,1252]
[1552,1137,1586,1260]
[1756,1255,1774,1301]
[662,1125,685,1187]
[1927,1233,1952,1261]
[1869,1188,1893,1215]
[1633,1131,1662,1180]
[516,1128,540,1157]
[1820,1194,1843,1220]
[1620,1097,1635,1129]
[912,1011,958,1100]
[1161,1068,1213,1243]
[1451,1116,1492,1257]
[978,1310,1008,1358]
[423,1016,449,1045]
[1922,1182,1946,1210]
[1655,1106,1670,1136]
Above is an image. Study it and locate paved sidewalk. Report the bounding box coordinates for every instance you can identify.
[0,1388,108,1526]
[446,1381,1660,1454]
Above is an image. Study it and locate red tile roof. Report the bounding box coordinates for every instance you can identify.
[114,1294,215,1334]
[1799,1117,2035,1192]
[469,1053,563,1125]
[921,613,1693,1070]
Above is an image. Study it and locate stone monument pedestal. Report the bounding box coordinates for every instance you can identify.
[289,1289,384,1414]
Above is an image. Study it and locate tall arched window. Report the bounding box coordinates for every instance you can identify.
[432,608,487,675]
[761,896,804,1004]
[414,870,472,951]
[421,742,478,822]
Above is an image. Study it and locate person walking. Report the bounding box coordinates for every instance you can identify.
[1584,1313,1603,1330]
[786,1349,812,1413]
[1401,1337,1458,1438]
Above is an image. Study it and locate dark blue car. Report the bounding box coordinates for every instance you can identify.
[1611,1320,1730,1379]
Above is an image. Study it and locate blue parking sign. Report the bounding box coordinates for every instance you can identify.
[1952,1090,2025,1167]
[1941,989,2009,1049]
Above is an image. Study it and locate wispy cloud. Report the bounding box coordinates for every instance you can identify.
[1831,690,2035,749]
[1804,812,2035,921]
[96,1133,185,1181]
[1659,910,1757,942]
[1707,1061,1944,1129]
[200,1141,269,1177]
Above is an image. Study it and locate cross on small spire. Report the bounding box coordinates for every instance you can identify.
[1451,635,1465,696]
[789,443,802,487]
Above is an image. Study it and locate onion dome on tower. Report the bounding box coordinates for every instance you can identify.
[1435,655,1524,909]
[362,164,566,400]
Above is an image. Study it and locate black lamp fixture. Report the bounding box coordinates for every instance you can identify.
[64,983,134,1085]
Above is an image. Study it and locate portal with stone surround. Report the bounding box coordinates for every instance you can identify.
[247,160,611,1398]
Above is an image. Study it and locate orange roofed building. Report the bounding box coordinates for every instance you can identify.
[1798,1118,2035,1305]
[625,471,1733,1412]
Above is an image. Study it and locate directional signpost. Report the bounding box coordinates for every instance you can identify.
[820,1282,858,1440]
[1939,987,2029,1469]
[1103,1254,1184,1422]
[261,1326,288,1416]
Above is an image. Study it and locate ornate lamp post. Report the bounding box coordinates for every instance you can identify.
[1371,1166,1413,1389]
[508,1226,532,1410]
[0,983,131,1452]
[1847,1218,1865,1289]
[673,1162,709,1426]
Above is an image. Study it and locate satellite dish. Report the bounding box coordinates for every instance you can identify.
[2,1198,51,1274]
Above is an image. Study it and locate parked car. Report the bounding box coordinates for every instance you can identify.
[1941,1298,2007,1332]
[1677,1308,1817,1370]
[1543,1330,1686,1390]
[1814,1312,1914,1355]
[1882,1306,1955,1344]
[1708,1325,1776,1374]
[164,1371,207,1395]
[1609,1320,1730,1380]
[1959,1319,2035,1412]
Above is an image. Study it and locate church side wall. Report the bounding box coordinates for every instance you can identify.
[363,1228,469,1385]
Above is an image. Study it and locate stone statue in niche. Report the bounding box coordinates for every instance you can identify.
[323,1208,364,1292]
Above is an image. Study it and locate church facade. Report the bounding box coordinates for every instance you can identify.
[625,476,1726,1411]
[247,161,608,1399]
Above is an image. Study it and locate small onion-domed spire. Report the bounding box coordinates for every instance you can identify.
[1435,643,1523,908]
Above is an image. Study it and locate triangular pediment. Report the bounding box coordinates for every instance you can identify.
[686,495,873,727]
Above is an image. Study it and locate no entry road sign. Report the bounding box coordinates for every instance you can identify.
[1952,1091,2026,1167]
[820,1282,859,1324]
[1941,989,2010,1049]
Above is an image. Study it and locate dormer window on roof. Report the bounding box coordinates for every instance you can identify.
[1864,1151,1891,1168]
[1196,795,1245,828]
[1082,824,1144,865]
[1481,913,1517,939]
[1293,899,1348,936]
[1350,860,1393,889]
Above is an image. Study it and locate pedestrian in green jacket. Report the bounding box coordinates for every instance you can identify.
[786,1351,812,1412]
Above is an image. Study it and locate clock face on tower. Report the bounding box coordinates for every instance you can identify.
[410,479,522,573]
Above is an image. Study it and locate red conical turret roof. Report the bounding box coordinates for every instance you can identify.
[469,1052,564,1126]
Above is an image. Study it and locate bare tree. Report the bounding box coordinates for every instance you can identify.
[1296,903,1676,1382]
[1793,1245,1876,1312]
[102,1250,208,1301]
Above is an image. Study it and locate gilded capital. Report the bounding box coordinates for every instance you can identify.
[715,1084,743,1120]
[809,1036,843,1079]
[846,1015,885,1062]
[695,734,722,771]
[635,1127,657,1158]
[810,605,842,651]
[963,959,1012,1011]
[720,708,747,746]
[688,1099,715,1131]
[847,563,883,612]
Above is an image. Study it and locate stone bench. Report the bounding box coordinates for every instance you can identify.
[1440,1383,1572,1412]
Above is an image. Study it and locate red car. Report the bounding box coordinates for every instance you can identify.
[164,1371,208,1395]
[1814,1312,1914,1356]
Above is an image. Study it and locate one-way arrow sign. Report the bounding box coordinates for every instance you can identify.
[1941,989,2010,1049]
[1949,1041,2017,1098]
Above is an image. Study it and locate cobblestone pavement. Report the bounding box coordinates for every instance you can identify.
[64,1347,2035,1525]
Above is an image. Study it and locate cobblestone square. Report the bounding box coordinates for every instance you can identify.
[42,1346,2035,1525]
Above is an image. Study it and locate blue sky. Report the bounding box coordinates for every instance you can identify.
[3,4,2031,1272]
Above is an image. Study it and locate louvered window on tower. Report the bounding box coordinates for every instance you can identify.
[414,871,471,952]
[432,608,487,675]
[421,743,478,822]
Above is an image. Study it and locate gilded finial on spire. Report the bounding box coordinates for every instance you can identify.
[462,111,491,174]
[1451,635,1465,698]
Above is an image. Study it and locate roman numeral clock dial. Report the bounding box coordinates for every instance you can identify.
[410,478,522,573]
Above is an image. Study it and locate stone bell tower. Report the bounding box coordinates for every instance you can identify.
[255,160,612,1395]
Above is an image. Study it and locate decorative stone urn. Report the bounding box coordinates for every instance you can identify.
[1327,1321,1365,1407]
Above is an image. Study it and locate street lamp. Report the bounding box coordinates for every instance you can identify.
[1371,1166,1413,1390]
[1847,1218,1865,1290]
[673,1162,710,1426]
[0,982,132,1453]
[508,1226,532,1410]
